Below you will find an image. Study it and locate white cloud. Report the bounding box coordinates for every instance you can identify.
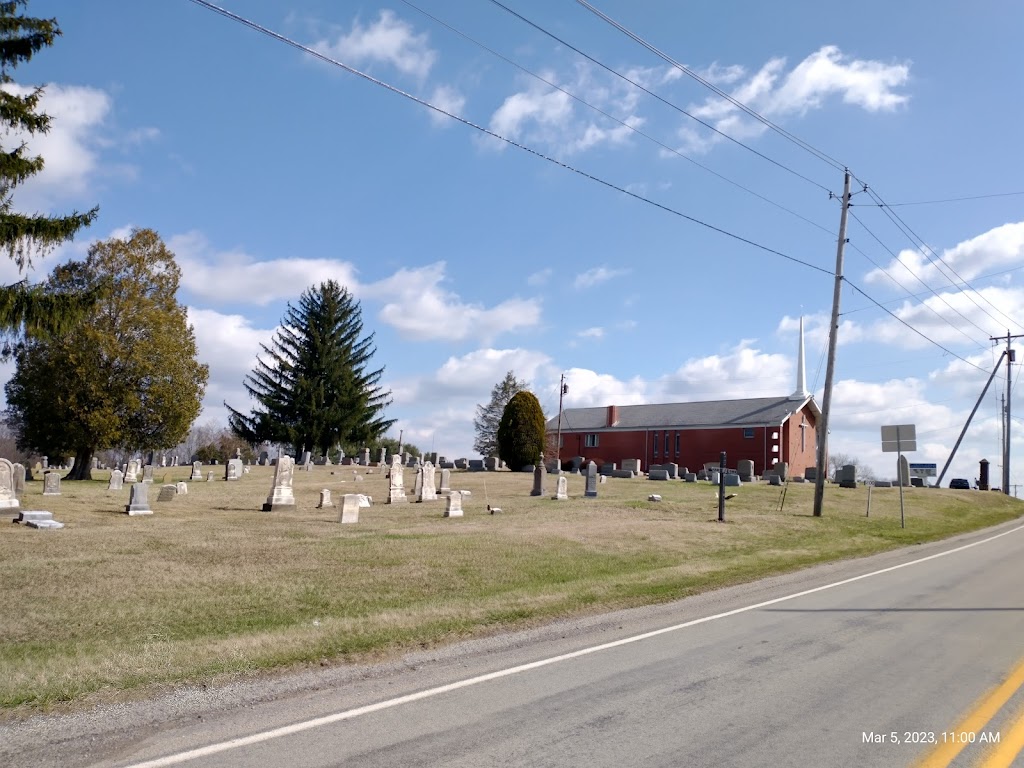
[186,307,276,421]
[3,83,112,209]
[654,341,794,401]
[169,231,359,306]
[865,221,1024,288]
[675,46,909,153]
[562,367,648,408]
[527,268,552,287]
[313,10,437,79]
[577,327,605,339]
[574,266,629,290]
[427,85,466,125]
[485,63,651,155]
[367,262,542,342]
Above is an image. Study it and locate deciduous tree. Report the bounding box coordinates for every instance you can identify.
[4,229,208,480]
[227,280,394,455]
[473,370,527,457]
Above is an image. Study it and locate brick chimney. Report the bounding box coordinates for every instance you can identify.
[606,405,619,427]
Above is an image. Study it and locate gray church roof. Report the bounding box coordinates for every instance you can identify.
[546,395,818,432]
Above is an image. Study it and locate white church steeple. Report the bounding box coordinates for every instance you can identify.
[790,316,809,400]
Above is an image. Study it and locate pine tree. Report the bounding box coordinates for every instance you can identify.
[4,229,209,480]
[473,370,528,457]
[0,1,99,340]
[227,280,394,455]
[496,390,546,471]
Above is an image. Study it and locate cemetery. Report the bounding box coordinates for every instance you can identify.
[1,459,1020,715]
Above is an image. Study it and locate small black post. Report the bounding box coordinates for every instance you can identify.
[718,451,726,522]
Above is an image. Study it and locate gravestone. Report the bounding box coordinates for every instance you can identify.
[649,469,670,481]
[874,480,893,488]
[439,468,451,495]
[157,484,177,502]
[648,494,662,502]
[142,465,154,484]
[599,463,616,475]
[317,489,333,508]
[92,457,99,470]
[683,472,697,482]
[108,469,124,491]
[897,455,911,487]
[485,457,500,471]
[468,459,485,472]
[621,459,642,474]
[225,458,243,481]
[386,456,407,504]
[412,467,423,498]
[769,474,783,486]
[611,469,635,479]
[804,466,817,482]
[838,464,858,488]
[125,483,152,515]
[737,460,755,482]
[724,473,741,487]
[41,456,48,469]
[175,482,188,495]
[0,458,18,509]
[776,461,789,481]
[160,455,166,468]
[444,492,464,518]
[584,461,598,498]
[42,471,61,496]
[378,448,386,466]
[531,463,545,496]
[418,462,437,502]
[262,455,296,511]
[125,459,140,483]
[710,471,720,485]
[454,458,469,469]
[300,451,312,467]
[339,493,360,524]
[12,462,25,499]
[14,510,63,529]
[206,471,214,482]
[190,461,203,480]
[553,475,568,500]
[258,451,269,465]
[662,463,679,479]
[362,448,370,466]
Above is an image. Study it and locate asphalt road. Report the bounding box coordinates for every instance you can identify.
[7,520,1024,768]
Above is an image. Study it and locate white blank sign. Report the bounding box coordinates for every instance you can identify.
[881,424,917,452]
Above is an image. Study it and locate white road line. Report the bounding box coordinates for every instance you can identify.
[119,522,1024,768]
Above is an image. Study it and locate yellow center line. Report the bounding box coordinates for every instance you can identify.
[977,704,1024,768]
[915,656,1024,768]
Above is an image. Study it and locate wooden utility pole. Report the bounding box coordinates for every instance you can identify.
[555,374,567,471]
[991,331,1022,495]
[813,170,851,517]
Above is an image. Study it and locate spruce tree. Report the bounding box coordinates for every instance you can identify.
[473,370,528,457]
[0,1,99,341]
[496,390,546,471]
[227,280,394,455]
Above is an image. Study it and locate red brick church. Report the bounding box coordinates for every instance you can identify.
[546,321,819,477]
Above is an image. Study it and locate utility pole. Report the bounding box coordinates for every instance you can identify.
[398,429,403,455]
[991,331,1022,495]
[813,170,852,517]
[555,374,568,471]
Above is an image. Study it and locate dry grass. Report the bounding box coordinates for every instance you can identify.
[1,465,1020,714]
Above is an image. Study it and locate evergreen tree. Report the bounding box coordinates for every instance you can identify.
[227,280,394,455]
[496,390,546,471]
[473,370,528,457]
[0,1,98,340]
[4,229,209,480]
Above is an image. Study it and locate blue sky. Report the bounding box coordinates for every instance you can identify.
[8,0,1024,485]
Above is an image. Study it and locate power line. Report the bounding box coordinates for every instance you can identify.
[859,184,1024,332]
[843,277,988,374]
[575,0,847,173]
[186,0,835,278]
[847,210,993,345]
[400,0,838,241]
[879,191,1024,207]
[485,0,835,194]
